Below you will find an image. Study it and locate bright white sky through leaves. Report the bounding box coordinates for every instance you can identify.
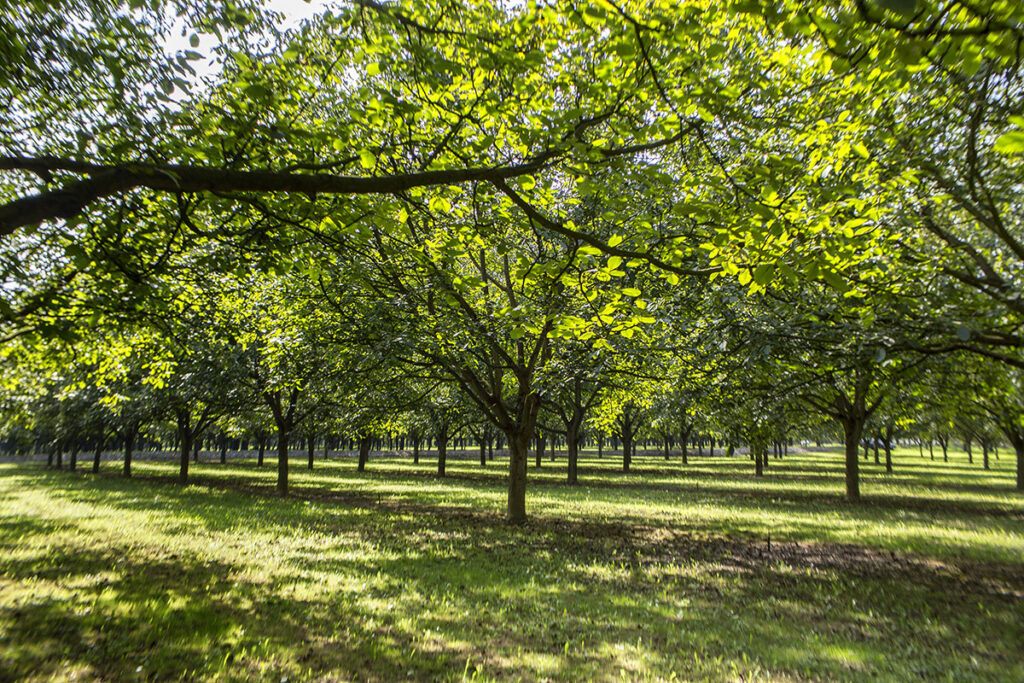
[164,0,332,81]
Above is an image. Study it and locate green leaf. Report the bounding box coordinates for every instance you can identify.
[994,131,1024,155]
[428,196,451,213]
[244,83,271,99]
[622,287,641,297]
[358,149,376,169]
[752,264,774,286]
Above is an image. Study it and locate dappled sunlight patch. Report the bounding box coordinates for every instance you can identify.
[2,450,1023,680]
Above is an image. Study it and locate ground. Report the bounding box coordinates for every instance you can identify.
[0,447,1022,682]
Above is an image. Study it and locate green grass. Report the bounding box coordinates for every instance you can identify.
[1,447,1022,681]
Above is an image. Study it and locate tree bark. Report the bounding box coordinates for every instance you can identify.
[567,421,580,485]
[276,428,289,495]
[177,415,192,484]
[843,417,864,499]
[436,428,448,477]
[507,428,530,524]
[358,435,370,472]
[92,438,103,473]
[307,435,315,470]
[123,427,136,478]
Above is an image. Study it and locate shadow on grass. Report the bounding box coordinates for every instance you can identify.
[2,462,1023,680]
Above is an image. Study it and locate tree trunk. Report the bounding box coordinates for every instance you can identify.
[843,417,864,500]
[680,427,690,465]
[68,443,77,471]
[277,427,289,495]
[358,435,370,472]
[92,438,103,473]
[257,436,266,467]
[307,435,315,470]
[178,431,191,484]
[983,441,990,471]
[622,432,632,472]
[219,435,227,464]
[437,429,448,477]
[535,431,545,468]
[567,421,580,485]
[883,426,893,474]
[1016,441,1023,491]
[479,436,486,467]
[413,437,420,464]
[507,428,530,524]
[755,448,764,477]
[873,433,880,464]
[123,428,136,478]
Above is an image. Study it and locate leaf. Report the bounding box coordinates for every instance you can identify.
[737,269,752,286]
[752,264,774,286]
[606,256,623,270]
[822,269,849,293]
[358,149,376,169]
[607,235,624,247]
[852,143,870,159]
[189,33,200,48]
[244,83,271,99]
[428,196,451,213]
[994,131,1024,155]
[519,175,536,191]
[622,287,641,297]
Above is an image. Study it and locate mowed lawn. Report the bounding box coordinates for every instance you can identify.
[1,448,1022,681]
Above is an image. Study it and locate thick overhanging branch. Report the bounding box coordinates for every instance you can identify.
[0,155,551,237]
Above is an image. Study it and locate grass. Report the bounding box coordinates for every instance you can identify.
[1,446,1022,681]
